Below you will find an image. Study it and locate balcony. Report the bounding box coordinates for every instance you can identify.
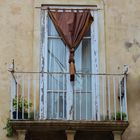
[9,71,129,138]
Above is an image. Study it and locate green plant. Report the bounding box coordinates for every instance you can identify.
[111,111,127,120]
[3,118,14,137]
[13,96,32,112]
[29,111,35,120]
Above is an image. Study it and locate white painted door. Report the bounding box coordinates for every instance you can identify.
[40,9,99,120]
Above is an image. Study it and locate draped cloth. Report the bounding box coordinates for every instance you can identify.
[48,9,93,81]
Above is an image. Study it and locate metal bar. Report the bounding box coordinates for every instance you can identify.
[119,76,122,120]
[91,75,94,120]
[34,74,37,119]
[22,75,25,119]
[49,37,53,119]
[62,74,65,119]
[39,74,43,119]
[53,44,56,119]
[102,75,105,120]
[10,72,17,85]
[47,90,92,93]
[43,73,46,119]
[27,74,30,119]
[94,75,96,120]
[107,76,111,120]
[86,75,88,120]
[72,82,74,120]
[74,80,76,120]
[92,75,96,120]
[43,73,47,119]
[13,71,126,76]
[51,74,54,118]
[97,75,100,120]
[80,74,82,120]
[124,75,128,120]
[10,75,13,119]
[57,74,60,119]
[104,75,107,120]
[16,74,19,120]
[113,76,116,120]
[95,75,97,120]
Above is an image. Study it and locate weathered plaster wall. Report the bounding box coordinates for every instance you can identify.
[104,0,140,140]
[34,1,140,140]
[0,0,34,139]
[0,0,140,140]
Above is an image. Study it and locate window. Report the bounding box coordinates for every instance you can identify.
[40,6,100,120]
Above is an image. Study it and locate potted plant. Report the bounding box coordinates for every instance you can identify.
[111,111,127,121]
[13,96,32,119]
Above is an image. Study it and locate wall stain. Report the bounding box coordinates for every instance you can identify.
[10,5,21,15]
[125,42,133,51]
[125,39,140,62]
[132,54,140,63]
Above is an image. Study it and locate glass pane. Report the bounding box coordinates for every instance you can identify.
[47,92,66,119]
[47,38,67,72]
[48,17,59,36]
[84,28,91,37]
[82,39,91,73]
[75,39,91,73]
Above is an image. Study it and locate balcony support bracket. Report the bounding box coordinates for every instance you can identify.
[66,130,76,140]
[16,130,26,140]
[113,131,122,140]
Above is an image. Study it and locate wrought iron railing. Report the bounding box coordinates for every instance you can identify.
[10,71,128,121]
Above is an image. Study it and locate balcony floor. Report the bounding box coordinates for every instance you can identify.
[10,120,129,132]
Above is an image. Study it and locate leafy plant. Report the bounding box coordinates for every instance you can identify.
[111,111,127,120]
[13,96,32,112]
[3,118,14,137]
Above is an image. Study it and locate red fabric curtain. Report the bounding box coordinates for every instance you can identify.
[48,9,93,81]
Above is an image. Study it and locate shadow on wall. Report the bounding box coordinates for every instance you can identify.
[26,131,67,140]
[25,131,113,140]
[75,131,113,140]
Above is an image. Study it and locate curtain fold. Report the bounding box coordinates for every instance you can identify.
[48,9,93,81]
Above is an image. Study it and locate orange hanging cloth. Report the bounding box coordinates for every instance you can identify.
[48,9,93,81]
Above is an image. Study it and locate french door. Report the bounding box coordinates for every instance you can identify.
[40,9,99,120]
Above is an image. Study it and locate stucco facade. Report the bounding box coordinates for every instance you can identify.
[0,0,140,140]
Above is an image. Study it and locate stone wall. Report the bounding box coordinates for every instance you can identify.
[0,0,33,139]
[105,1,140,140]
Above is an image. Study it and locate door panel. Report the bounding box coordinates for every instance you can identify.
[40,10,99,120]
